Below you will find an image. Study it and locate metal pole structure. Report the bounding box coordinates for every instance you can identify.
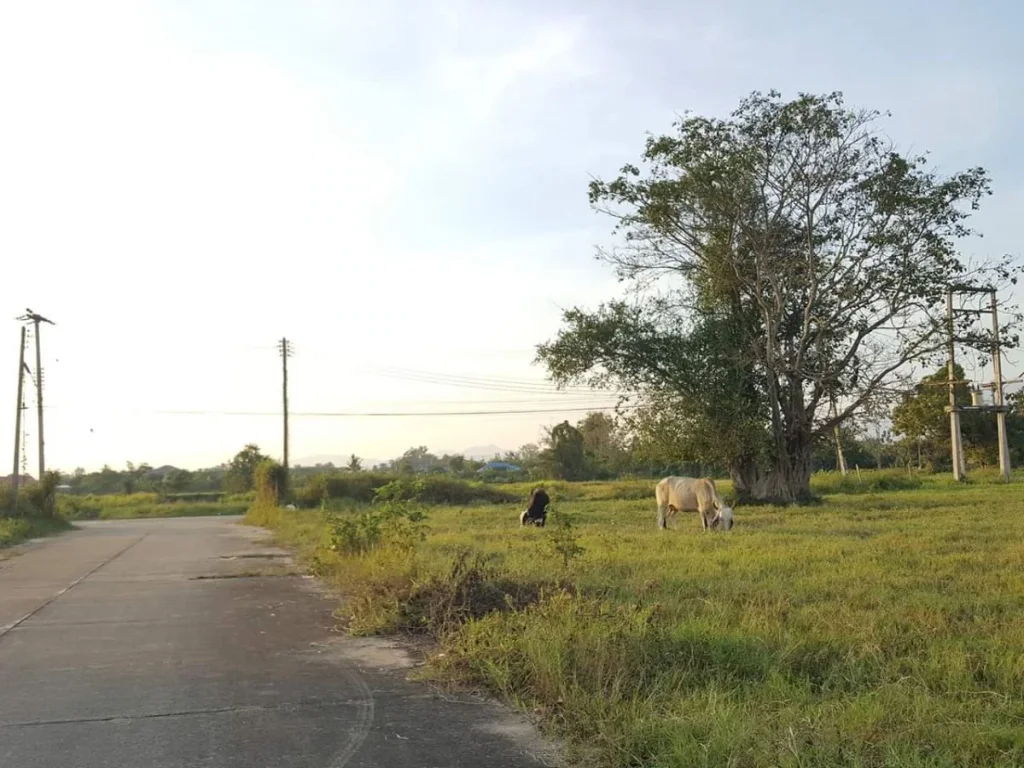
[18,310,55,481]
[12,326,26,512]
[990,290,1011,481]
[946,290,966,481]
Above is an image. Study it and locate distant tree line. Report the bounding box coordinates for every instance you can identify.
[28,368,1024,498]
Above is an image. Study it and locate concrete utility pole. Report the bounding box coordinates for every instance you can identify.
[945,286,1013,482]
[18,310,55,480]
[278,338,292,475]
[12,326,27,510]
[945,290,966,481]
[990,290,1011,482]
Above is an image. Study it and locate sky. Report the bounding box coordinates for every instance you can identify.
[1,0,1022,472]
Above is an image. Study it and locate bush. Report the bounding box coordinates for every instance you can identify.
[293,472,517,507]
[324,498,427,557]
[0,483,14,516]
[0,473,61,518]
[0,516,72,548]
[812,469,924,495]
[254,460,288,507]
[57,496,102,519]
[346,549,545,638]
[293,472,397,506]
[374,476,517,505]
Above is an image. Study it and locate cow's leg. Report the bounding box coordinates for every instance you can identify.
[701,510,710,530]
[657,503,670,529]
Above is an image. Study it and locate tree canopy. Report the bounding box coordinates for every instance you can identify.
[538,90,1018,501]
[223,444,270,493]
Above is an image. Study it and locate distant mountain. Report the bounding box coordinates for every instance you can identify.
[460,444,507,460]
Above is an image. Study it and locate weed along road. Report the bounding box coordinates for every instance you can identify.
[0,517,557,768]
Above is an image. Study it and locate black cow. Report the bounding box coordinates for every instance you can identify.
[519,487,550,527]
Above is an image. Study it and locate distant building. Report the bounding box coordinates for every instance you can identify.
[477,461,521,473]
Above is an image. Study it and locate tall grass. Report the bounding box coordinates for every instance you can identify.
[250,471,1024,767]
[58,493,248,520]
[0,516,72,549]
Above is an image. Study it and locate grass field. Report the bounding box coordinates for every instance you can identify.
[59,493,250,520]
[249,471,1024,767]
[0,516,72,549]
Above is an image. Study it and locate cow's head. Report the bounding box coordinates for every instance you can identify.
[718,507,734,530]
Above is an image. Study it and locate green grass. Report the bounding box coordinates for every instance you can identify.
[0,516,72,549]
[60,493,249,520]
[249,471,1024,767]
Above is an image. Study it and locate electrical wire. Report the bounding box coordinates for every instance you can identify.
[369,366,631,396]
[141,404,635,417]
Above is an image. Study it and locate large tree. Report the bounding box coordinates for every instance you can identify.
[538,90,1017,501]
[576,411,630,477]
[223,444,269,493]
[539,420,588,480]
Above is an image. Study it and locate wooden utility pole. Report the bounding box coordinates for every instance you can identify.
[18,310,55,480]
[990,290,1011,481]
[11,326,27,510]
[278,338,292,475]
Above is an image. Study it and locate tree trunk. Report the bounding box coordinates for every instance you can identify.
[731,441,814,503]
[729,455,762,502]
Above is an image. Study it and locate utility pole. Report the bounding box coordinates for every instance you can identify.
[990,289,1011,482]
[945,286,1013,483]
[18,309,55,480]
[945,290,967,481]
[278,338,292,476]
[11,326,27,510]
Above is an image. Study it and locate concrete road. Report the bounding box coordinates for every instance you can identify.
[0,518,558,768]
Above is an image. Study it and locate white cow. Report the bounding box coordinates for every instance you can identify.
[655,476,733,531]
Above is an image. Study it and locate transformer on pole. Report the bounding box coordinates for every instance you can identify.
[945,286,1012,482]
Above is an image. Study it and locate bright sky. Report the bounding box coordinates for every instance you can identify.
[1,0,1021,472]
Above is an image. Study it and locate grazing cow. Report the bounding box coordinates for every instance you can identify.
[655,476,733,531]
[519,487,550,527]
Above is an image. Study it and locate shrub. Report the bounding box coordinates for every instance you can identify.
[0,483,14,516]
[25,471,60,518]
[347,549,545,638]
[546,508,585,572]
[813,469,924,495]
[293,472,517,507]
[254,459,288,508]
[324,498,427,557]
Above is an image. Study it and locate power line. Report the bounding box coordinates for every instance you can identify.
[135,405,636,418]
[370,366,630,396]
